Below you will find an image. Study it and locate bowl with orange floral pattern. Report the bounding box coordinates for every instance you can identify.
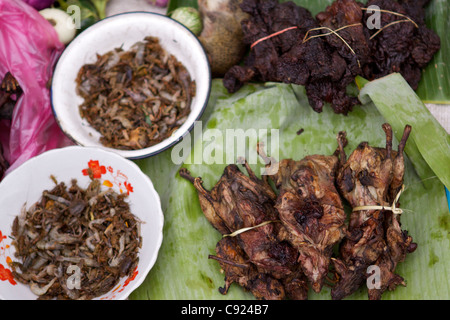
[0,146,163,300]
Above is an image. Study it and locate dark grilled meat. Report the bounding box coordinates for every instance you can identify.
[258,139,347,293]
[209,237,287,300]
[316,0,371,72]
[331,123,415,300]
[223,0,439,115]
[362,0,440,90]
[223,0,361,114]
[367,125,416,300]
[179,162,305,299]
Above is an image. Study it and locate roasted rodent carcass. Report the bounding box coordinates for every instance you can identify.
[257,139,347,293]
[210,236,309,300]
[209,236,287,300]
[331,123,416,300]
[179,162,308,300]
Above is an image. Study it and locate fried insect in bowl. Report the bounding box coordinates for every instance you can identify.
[10,178,142,300]
[51,12,211,159]
[0,146,163,300]
[76,36,196,151]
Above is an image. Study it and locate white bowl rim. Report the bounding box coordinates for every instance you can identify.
[51,11,212,160]
[0,145,164,300]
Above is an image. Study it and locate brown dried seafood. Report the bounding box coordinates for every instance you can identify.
[76,36,196,150]
[179,162,308,300]
[223,0,439,114]
[10,177,141,300]
[331,123,416,300]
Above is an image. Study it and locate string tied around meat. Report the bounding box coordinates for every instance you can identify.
[250,26,298,49]
[249,8,419,67]
[352,184,405,215]
[250,23,363,68]
[223,220,280,238]
[361,7,418,40]
[302,23,363,68]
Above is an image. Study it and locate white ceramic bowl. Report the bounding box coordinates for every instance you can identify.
[51,12,211,159]
[0,146,163,300]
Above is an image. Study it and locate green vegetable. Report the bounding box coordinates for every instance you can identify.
[129,78,450,300]
[169,7,202,36]
[89,0,109,20]
[167,0,198,13]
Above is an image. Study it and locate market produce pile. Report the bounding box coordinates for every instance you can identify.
[223,0,440,114]
[180,123,416,300]
[179,162,308,300]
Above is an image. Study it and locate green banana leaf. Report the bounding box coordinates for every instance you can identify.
[167,0,450,104]
[358,73,450,189]
[129,77,450,300]
[415,0,450,103]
